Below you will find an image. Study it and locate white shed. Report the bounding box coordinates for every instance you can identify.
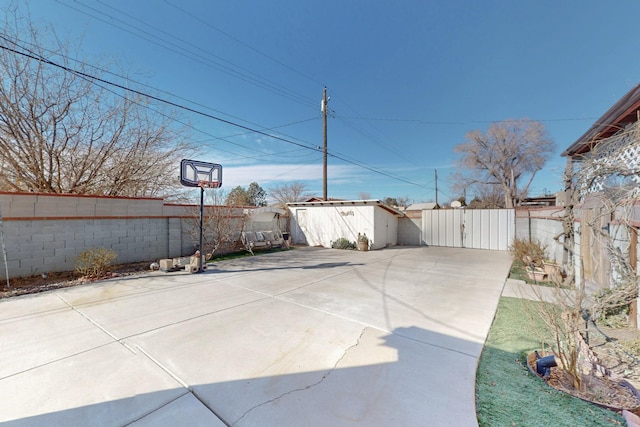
[286,200,404,250]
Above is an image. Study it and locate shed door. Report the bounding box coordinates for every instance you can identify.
[292,209,308,245]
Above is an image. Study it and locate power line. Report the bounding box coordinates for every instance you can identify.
[0,40,322,153]
[57,0,319,109]
[0,34,435,192]
[163,0,326,88]
[2,31,321,152]
[335,115,464,125]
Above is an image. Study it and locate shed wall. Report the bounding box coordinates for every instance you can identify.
[287,204,398,249]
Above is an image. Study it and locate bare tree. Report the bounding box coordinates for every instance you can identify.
[466,183,506,209]
[269,182,311,207]
[0,7,192,196]
[454,119,555,208]
[184,189,247,258]
[358,191,372,200]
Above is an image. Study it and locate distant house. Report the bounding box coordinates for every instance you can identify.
[406,202,439,211]
[562,83,640,297]
[519,193,564,207]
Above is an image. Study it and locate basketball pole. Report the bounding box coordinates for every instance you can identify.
[198,185,204,273]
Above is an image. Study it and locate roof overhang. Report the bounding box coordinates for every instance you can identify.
[286,199,405,217]
[563,83,640,157]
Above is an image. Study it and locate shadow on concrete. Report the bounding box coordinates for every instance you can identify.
[0,326,478,427]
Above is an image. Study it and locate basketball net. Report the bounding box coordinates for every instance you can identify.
[198,180,221,189]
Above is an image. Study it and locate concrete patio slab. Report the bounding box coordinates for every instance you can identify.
[68,281,268,339]
[0,304,114,378]
[0,342,186,427]
[0,291,69,321]
[129,393,226,427]
[0,246,513,427]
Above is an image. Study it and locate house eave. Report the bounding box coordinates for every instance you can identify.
[286,199,405,217]
[563,82,640,157]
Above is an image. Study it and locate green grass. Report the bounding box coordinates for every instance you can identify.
[508,259,535,283]
[476,297,625,426]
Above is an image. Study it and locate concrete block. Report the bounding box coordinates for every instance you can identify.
[93,230,113,240]
[42,240,66,251]
[54,247,77,258]
[159,259,174,271]
[18,242,42,254]
[31,249,55,259]
[31,233,54,244]
[0,260,20,278]
[44,255,69,269]
[75,198,97,216]
[35,198,79,217]
[7,200,36,218]
[19,257,46,270]
[173,257,191,267]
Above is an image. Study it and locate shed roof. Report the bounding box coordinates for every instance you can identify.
[286,199,405,217]
[563,82,640,157]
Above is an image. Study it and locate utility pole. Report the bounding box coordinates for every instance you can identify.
[434,169,439,208]
[322,87,328,201]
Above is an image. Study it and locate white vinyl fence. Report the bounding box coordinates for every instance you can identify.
[422,209,515,250]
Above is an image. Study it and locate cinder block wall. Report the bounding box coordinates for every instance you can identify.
[0,193,191,279]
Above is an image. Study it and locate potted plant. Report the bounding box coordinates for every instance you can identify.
[357,233,369,251]
[542,259,561,276]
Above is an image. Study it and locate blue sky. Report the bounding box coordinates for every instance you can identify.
[13,1,640,204]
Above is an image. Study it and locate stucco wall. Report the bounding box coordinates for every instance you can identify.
[374,205,398,249]
[287,204,398,249]
[398,215,423,246]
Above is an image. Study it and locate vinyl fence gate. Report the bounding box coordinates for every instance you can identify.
[421,209,515,251]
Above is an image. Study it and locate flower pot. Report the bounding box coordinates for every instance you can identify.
[357,241,369,251]
[543,261,560,276]
[525,266,547,281]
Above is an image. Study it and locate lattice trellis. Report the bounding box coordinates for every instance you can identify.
[576,121,640,197]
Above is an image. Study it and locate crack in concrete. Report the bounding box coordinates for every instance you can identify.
[230,326,368,426]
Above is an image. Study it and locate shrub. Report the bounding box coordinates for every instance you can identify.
[332,238,356,250]
[510,238,547,268]
[75,248,118,278]
[593,287,630,327]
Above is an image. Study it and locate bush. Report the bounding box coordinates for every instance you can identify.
[332,238,356,250]
[510,238,547,267]
[593,287,629,326]
[75,248,118,278]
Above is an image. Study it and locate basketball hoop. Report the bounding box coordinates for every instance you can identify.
[198,180,221,189]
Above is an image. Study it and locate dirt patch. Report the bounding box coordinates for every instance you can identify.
[589,324,640,391]
[527,325,640,414]
[0,261,154,299]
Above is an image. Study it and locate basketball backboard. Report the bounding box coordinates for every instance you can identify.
[180,159,222,188]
